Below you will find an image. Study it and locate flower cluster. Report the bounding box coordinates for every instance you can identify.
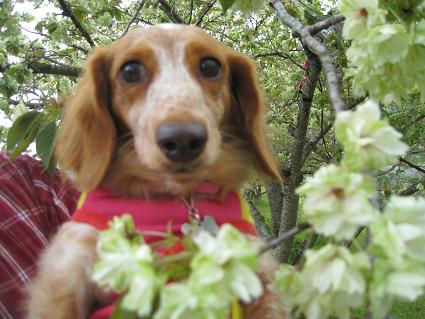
[369,196,425,318]
[155,225,262,318]
[335,100,409,170]
[93,215,165,317]
[275,245,370,319]
[297,101,406,241]
[275,100,425,319]
[92,216,262,319]
[297,164,377,240]
[339,0,425,103]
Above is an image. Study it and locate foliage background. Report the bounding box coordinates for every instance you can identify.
[1,0,424,317]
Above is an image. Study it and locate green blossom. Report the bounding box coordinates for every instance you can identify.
[93,215,164,317]
[335,100,408,169]
[274,245,370,319]
[368,197,425,318]
[154,283,230,319]
[385,196,425,262]
[154,225,263,319]
[371,196,425,263]
[191,224,262,303]
[338,0,387,39]
[339,0,425,102]
[297,164,377,240]
[368,24,411,65]
[370,258,425,319]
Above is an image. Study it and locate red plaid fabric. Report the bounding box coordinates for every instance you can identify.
[0,153,79,319]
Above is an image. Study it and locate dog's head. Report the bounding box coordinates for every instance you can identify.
[56,24,280,196]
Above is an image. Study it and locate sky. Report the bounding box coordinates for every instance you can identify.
[1,1,57,128]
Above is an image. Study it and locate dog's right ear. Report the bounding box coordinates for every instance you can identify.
[56,47,116,191]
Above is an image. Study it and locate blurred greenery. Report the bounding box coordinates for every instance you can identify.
[1,0,424,317]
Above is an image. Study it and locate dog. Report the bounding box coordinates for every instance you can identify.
[26,24,285,319]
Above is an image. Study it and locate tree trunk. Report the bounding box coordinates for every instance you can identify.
[273,49,321,262]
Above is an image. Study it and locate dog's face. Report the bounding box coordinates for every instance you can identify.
[56,24,280,196]
[111,26,229,178]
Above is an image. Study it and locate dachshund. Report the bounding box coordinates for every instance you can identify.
[26,24,286,319]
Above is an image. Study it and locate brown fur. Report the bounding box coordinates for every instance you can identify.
[27,25,285,319]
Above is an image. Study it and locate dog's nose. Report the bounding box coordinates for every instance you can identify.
[156,123,207,163]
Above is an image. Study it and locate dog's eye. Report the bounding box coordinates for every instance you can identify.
[120,61,146,83]
[199,58,222,79]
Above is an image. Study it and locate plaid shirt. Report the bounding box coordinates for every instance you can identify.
[0,153,79,319]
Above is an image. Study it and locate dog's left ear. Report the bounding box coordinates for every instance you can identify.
[56,47,116,191]
[227,52,281,181]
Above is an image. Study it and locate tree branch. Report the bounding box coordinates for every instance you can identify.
[399,177,425,196]
[20,23,90,54]
[268,0,346,113]
[188,0,194,24]
[401,114,425,132]
[8,99,43,110]
[253,52,306,71]
[121,0,146,37]
[400,157,425,174]
[195,0,217,26]
[302,121,333,165]
[293,233,319,265]
[0,63,81,77]
[266,180,283,238]
[302,97,365,165]
[57,0,96,48]
[307,13,345,35]
[157,0,185,24]
[259,223,310,254]
[247,200,274,242]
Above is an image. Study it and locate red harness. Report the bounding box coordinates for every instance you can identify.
[71,182,255,318]
[72,182,256,239]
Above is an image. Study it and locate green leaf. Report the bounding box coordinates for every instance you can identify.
[219,0,236,12]
[6,111,43,154]
[47,21,58,34]
[34,21,44,32]
[36,121,57,169]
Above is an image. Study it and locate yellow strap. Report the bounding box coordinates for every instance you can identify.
[237,193,254,224]
[231,300,243,319]
[76,192,87,209]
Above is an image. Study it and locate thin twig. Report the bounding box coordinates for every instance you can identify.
[401,114,425,133]
[259,223,310,254]
[8,99,43,110]
[268,0,346,113]
[293,233,319,265]
[21,23,89,54]
[247,200,274,242]
[121,0,146,37]
[196,0,217,26]
[399,176,425,196]
[157,0,185,24]
[301,97,365,165]
[400,157,425,174]
[188,0,194,24]
[320,108,332,161]
[57,0,96,48]
[253,51,306,71]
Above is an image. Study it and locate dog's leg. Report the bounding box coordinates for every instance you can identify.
[26,222,102,319]
[244,253,288,319]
